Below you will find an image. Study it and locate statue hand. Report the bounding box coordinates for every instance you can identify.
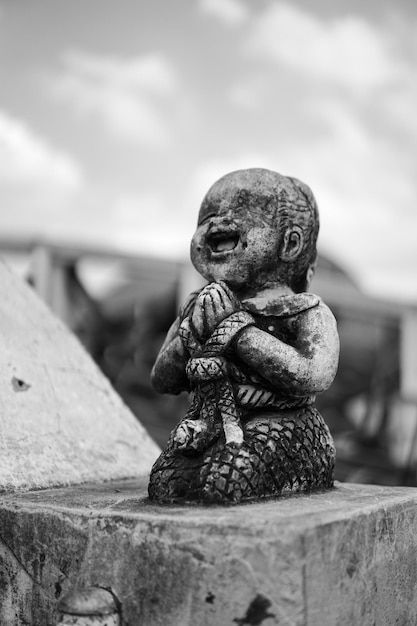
[204,281,241,335]
[173,418,218,453]
[190,293,206,340]
[192,281,240,340]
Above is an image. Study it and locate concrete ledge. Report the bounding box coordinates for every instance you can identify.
[0,260,159,492]
[1,481,417,625]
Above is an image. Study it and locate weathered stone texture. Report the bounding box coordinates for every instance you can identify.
[56,587,121,624]
[0,260,160,492]
[1,481,417,625]
[149,168,339,504]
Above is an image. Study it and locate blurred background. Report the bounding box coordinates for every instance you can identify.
[0,0,416,485]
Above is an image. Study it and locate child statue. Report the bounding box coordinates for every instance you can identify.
[148,168,339,504]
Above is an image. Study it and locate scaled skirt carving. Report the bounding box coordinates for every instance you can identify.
[148,168,339,504]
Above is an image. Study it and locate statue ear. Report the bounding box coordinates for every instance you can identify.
[280,226,304,262]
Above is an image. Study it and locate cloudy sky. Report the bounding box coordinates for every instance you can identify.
[0,0,416,302]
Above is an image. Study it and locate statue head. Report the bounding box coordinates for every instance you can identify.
[190,168,319,295]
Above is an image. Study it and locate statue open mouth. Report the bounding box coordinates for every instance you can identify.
[206,231,240,254]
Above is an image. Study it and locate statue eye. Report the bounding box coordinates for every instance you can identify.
[199,212,217,225]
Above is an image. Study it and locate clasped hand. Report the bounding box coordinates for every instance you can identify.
[191,281,240,341]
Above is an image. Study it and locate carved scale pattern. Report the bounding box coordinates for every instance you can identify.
[148,407,335,504]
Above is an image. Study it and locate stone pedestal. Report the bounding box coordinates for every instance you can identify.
[1,480,417,625]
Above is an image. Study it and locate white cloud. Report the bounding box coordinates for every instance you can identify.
[228,81,261,109]
[198,0,249,27]
[50,51,178,147]
[0,110,82,188]
[108,193,189,256]
[64,50,176,94]
[275,96,417,301]
[246,3,402,91]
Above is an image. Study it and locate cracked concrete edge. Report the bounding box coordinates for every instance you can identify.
[2,481,417,625]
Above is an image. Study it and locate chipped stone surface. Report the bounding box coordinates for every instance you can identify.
[0,260,160,492]
[1,481,417,625]
[149,169,339,504]
[57,586,121,624]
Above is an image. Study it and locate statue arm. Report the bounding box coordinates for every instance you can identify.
[234,303,339,396]
[150,290,200,394]
[150,316,190,394]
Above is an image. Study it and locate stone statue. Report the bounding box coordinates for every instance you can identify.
[148,168,339,504]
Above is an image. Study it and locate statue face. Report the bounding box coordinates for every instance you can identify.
[190,186,282,293]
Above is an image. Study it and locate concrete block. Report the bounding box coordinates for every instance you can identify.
[0,260,160,492]
[1,480,417,625]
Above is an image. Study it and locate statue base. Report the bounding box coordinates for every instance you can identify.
[1,479,417,625]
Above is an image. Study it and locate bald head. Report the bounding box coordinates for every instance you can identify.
[197,168,319,292]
